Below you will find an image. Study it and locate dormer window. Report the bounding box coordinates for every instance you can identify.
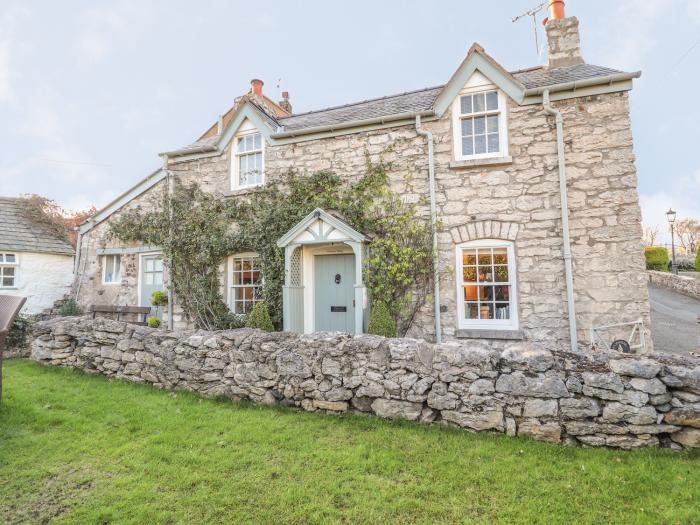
[452,87,508,161]
[231,130,264,189]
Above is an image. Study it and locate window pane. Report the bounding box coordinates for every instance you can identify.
[481,286,495,300]
[463,266,477,283]
[486,91,498,111]
[5,254,15,263]
[495,285,510,301]
[465,302,479,319]
[495,303,510,319]
[239,156,248,185]
[462,137,474,156]
[154,259,163,271]
[237,138,245,153]
[473,93,485,112]
[461,118,473,137]
[253,133,261,149]
[145,273,154,285]
[114,257,121,279]
[460,95,472,114]
[154,273,163,285]
[486,115,499,133]
[481,268,494,283]
[463,285,479,301]
[473,116,485,135]
[474,135,486,154]
[479,303,494,320]
[494,265,509,282]
[2,277,13,287]
[462,250,476,265]
[487,133,499,153]
[478,251,492,266]
[4,267,15,276]
[493,249,507,264]
[245,135,254,151]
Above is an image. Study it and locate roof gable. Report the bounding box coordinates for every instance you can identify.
[433,43,525,116]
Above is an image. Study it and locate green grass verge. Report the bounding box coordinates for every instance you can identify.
[1,359,698,524]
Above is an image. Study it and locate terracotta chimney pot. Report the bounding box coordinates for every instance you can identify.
[250,79,264,97]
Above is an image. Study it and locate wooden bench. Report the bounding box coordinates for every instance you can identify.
[90,305,152,325]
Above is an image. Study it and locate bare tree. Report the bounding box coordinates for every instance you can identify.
[642,224,659,246]
[675,218,700,254]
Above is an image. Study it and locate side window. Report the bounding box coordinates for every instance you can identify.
[456,240,518,330]
[453,89,507,160]
[0,253,18,288]
[103,255,121,284]
[231,132,264,189]
[228,253,262,314]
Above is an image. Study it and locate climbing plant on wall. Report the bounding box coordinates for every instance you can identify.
[110,159,433,334]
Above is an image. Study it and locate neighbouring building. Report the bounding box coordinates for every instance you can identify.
[0,197,75,314]
[73,6,651,351]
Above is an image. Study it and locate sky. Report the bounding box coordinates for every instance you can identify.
[1,0,699,242]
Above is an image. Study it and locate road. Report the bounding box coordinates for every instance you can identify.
[648,283,700,356]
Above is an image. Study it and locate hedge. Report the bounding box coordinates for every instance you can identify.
[645,246,669,271]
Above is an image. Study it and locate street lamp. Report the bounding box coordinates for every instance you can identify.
[666,208,678,274]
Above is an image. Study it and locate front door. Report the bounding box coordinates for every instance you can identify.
[140,254,164,311]
[314,254,355,332]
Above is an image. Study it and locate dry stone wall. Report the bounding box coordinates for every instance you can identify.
[31,317,699,450]
[648,270,700,301]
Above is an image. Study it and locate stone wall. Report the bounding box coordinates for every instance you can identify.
[31,317,699,450]
[649,270,700,301]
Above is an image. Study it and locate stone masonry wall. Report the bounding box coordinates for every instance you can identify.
[648,270,700,301]
[32,317,699,450]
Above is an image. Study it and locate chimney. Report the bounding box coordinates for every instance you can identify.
[278,91,292,114]
[544,1,584,69]
[250,78,264,97]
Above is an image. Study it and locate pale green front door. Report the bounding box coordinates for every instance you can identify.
[314,254,355,332]
[140,254,164,310]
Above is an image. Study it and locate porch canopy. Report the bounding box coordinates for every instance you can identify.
[277,208,367,334]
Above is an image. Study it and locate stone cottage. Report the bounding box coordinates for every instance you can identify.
[0,197,75,314]
[74,8,651,352]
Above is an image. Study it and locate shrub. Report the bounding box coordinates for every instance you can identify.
[58,298,81,316]
[644,246,669,271]
[146,316,161,328]
[696,249,700,272]
[245,302,274,332]
[367,302,397,338]
[7,314,32,348]
[151,290,167,306]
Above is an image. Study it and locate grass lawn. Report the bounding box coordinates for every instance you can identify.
[1,360,698,524]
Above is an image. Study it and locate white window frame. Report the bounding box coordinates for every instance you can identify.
[0,252,19,289]
[102,254,122,285]
[227,252,263,314]
[231,129,264,190]
[452,86,508,161]
[455,239,518,330]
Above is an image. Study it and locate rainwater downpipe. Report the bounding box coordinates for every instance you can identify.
[165,156,175,331]
[415,115,442,343]
[542,89,578,352]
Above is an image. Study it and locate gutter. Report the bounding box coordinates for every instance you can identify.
[415,115,442,344]
[542,89,578,352]
[523,71,641,97]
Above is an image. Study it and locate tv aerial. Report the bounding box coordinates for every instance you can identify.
[512,2,547,58]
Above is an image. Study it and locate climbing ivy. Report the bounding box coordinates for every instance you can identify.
[111,159,433,334]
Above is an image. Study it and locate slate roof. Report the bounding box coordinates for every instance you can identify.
[277,86,443,132]
[511,63,624,90]
[170,58,633,153]
[0,197,74,255]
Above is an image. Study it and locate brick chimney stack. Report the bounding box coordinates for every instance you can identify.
[278,91,292,114]
[544,1,584,69]
[250,79,264,97]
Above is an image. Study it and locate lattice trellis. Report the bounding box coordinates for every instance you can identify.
[289,247,303,286]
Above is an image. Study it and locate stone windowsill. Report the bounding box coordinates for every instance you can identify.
[223,186,262,198]
[455,328,524,340]
[449,156,513,170]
